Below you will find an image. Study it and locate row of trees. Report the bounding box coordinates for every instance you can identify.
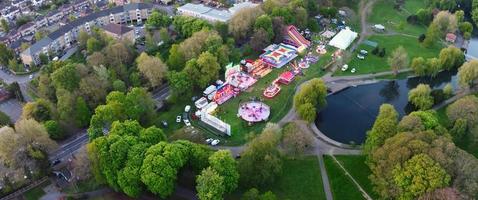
[411,46,464,77]
[364,104,478,199]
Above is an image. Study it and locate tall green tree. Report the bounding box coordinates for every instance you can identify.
[208,150,239,193]
[387,46,409,75]
[0,43,14,66]
[75,96,91,127]
[293,78,327,122]
[51,64,80,91]
[196,167,226,200]
[183,52,220,88]
[458,60,478,88]
[438,46,464,70]
[167,44,186,71]
[146,10,172,29]
[238,124,282,187]
[364,104,398,154]
[408,84,434,110]
[392,154,451,199]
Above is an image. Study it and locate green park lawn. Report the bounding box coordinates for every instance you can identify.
[214,52,331,145]
[158,48,332,146]
[228,156,326,200]
[323,155,366,200]
[368,0,428,36]
[335,34,442,76]
[333,155,378,199]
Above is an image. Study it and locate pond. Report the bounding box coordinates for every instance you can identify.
[315,70,458,145]
[467,37,478,59]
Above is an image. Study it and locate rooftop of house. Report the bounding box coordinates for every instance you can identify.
[22,3,153,56]
[102,23,133,35]
[17,22,35,32]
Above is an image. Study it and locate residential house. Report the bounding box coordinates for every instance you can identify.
[47,11,65,24]
[21,3,153,66]
[102,23,134,42]
[11,0,28,8]
[18,22,36,36]
[35,16,48,28]
[1,7,21,21]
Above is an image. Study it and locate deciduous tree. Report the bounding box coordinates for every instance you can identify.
[364,104,398,154]
[392,154,451,199]
[136,52,167,88]
[208,150,239,193]
[196,167,225,200]
[387,46,408,75]
[408,84,434,110]
[457,60,478,88]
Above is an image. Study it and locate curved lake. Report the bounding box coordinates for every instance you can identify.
[315,70,458,145]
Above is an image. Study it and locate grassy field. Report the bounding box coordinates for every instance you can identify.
[333,155,378,199]
[368,0,428,36]
[323,155,366,200]
[335,34,442,76]
[228,156,326,200]
[214,52,331,145]
[157,47,333,146]
[23,181,51,200]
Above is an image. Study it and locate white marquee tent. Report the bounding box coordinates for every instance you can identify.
[328,28,358,50]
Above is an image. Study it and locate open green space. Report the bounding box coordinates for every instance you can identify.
[23,180,51,200]
[368,0,428,36]
[158,48,332,146]
[215,52,331,145]
[333,155,378,199]
[335,34,442,76]
[266,156,326,200]
[228,156,326,200]
[323,155,366,200]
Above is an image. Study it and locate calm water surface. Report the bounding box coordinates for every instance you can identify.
[315,70,458,144]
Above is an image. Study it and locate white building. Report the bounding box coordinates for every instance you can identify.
[177,2,258,23]
[328,28,358,50]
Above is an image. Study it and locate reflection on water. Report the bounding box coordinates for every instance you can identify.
[315,70,458,144]
[467,37,478,59]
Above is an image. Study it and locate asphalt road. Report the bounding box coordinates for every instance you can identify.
[0,99,22,121]
[48,131,89,162]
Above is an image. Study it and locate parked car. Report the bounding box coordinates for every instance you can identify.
[176,115,181,123]
[360,50,368,55]
[341,64,349,71]
[206,138,213,144]
[161,120,168,128]
[184,105,191,112]
[50,159,61,166]
[29,74,33,79]
[211,139,220,146]
[357,54,365,60]
[184,119,191,126]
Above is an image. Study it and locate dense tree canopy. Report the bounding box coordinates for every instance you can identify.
[238,124,282,187]
[446,95,478,128]
[88,88,156,139]
[408,84,434,110]
[229,7,265,41]
[364,104,398,154]
[392,154,451,199]
[293,78,327,122]
[136,52,167,88]
[458,60,478,88]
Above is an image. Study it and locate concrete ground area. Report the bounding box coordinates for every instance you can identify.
[0,99,23,122]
